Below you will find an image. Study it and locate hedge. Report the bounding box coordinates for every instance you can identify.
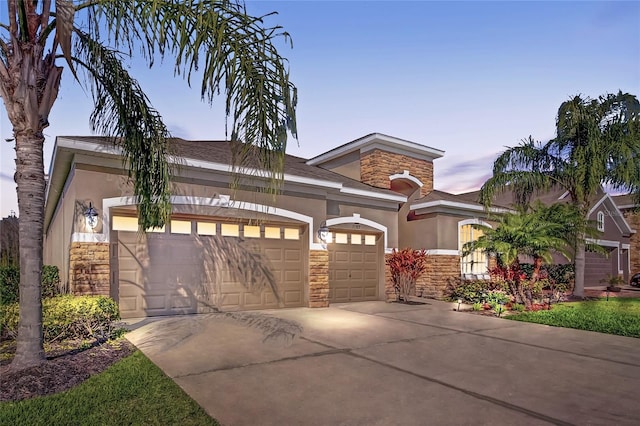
[0,295,121,342]
[0,265,61,305]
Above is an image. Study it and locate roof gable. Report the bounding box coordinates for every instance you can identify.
[306,133,444,166]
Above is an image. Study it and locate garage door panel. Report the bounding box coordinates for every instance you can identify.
[118,222,305,317]
[334,251,349,262]
[335,270,349,281]
[349,287,364,298]
[285,249,301,262]
[333,287,350,302]
[243,292,265,308]
[119,296,139,314]
[350,270,363,280]
[283,290,302,304]
[364,270,377,280]
[364,252,377,263]
[284,270,301,282]
[329,232,380,303]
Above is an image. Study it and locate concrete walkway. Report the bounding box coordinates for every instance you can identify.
[126,301,640,426]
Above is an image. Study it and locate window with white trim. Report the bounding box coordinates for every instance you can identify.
[459,222,489,275]
[597,211,605,232]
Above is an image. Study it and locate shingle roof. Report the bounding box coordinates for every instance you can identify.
[60,136,399,197]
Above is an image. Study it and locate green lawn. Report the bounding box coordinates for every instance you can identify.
[0,351,219,426]
[508,298,640,338]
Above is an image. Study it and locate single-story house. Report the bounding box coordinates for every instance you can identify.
[43,133,636,318]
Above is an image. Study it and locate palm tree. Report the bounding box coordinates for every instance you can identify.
[0,0,297,370]
[463,207,570,309]
[480,92,640,298]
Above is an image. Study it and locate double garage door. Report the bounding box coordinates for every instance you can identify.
[328,231,381,303]
[115,216,305,318]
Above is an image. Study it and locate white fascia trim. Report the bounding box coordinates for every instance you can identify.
[621,244,630,250]
[586,238,620,248]
[588,194,634,235]
[71,232,108,243]
[616,204,636,210]
[389,170,423,188]
[340,186,406,202]
[58,136,123,156]
[326,214,388,250]
[412,200,509,214]
[92,195,316,247]
[306,133,444,165]
[426,249,459,256]
[587,195,609,216]
[181,157,343,190]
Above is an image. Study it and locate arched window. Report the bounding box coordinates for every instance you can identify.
[597,211,605,232]
[459,220,490,276]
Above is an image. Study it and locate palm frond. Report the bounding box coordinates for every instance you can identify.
[73,30,172,230]
[84,0,297,200]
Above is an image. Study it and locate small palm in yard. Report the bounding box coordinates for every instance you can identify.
[0,0,297,370]
[462,205,570,309]
[480,92,640,298]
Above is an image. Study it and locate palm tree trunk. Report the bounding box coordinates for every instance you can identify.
[10,133,46,370]
[574,238,586,298]
[532,255,543,281]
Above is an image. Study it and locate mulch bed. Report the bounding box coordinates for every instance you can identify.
[0,339,136,402]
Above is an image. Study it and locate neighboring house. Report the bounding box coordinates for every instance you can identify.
[456,187,635,286]
[43,133,634,318]
[613,194,640,278]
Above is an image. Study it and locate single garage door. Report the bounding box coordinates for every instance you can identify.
[328,231,381,303]
[115,216,305,318]
[584,248,617,287]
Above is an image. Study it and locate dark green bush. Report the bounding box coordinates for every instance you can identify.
[1,295,121,342]
[0,265,63,305]
[520,263,574,290]
[0,265,19,305]
[445,277,506,303]
[41,265,61,298]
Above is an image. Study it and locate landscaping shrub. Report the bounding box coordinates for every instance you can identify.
[41,265,62,298]
[386,248,428,302]
[1,295,121,342]
[0,265,63,305]
[0,265,19,305]
[520,263,574,291]
[445,277,506,303]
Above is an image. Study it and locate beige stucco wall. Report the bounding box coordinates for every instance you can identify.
[399,214,468,251]
[45,164,402,294]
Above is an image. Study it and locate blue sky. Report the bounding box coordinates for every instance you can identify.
[1,0,639,217]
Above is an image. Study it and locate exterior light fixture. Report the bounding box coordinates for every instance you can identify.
[84,202,99,230]
[457,298,462,312]
[317,223,330,244]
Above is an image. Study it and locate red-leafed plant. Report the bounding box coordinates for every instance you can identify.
[386,248,428,303]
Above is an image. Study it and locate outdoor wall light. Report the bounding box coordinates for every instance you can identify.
[84,202,99,230]
[317,223,330,244]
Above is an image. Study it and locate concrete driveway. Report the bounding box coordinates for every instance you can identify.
[126,301,640,426]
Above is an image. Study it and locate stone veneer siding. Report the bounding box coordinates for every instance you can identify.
[68,242,110,296]
[623,211,640,274]
[360,149,434,197]
[385,253,460,300]
[309,249,329,308]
